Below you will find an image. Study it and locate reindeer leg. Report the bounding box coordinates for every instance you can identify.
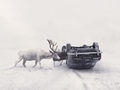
[54,61,55,67]
[32,60,37,68]
[39,60,42,68]
[23,60,26,67]
[14,57,22,67]
[60,60,63,66]
[38,56,42,68]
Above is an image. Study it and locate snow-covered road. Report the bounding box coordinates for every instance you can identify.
[0,49,120,90]
[1,62,120,90]
[1,0,120,89]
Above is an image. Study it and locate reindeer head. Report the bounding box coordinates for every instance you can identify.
[47,39,60,60]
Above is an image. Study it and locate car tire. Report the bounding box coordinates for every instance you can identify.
[93,42,99,50]
[66,44,71,52]
[62,45,66,52]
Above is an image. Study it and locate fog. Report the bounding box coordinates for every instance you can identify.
[0,0,120,90]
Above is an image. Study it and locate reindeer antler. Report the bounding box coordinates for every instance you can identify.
[47,39,58,53]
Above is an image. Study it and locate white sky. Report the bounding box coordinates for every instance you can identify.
[0,0,120,50]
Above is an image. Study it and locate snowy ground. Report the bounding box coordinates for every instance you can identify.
[0,0,120,90]
[0,49,120,90]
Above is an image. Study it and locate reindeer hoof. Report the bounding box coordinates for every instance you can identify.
[23,66,26,68]
[32,65,36,68]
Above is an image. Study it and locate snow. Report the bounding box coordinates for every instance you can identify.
[0,0,120,90]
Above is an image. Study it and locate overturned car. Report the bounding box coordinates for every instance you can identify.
[62,42,102,69]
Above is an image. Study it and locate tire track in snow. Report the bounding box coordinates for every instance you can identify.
[41,67,86,90]
[72,69,112,90]
[41,68,70,90]
[72,70,89,90]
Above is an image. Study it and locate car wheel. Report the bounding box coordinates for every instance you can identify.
[66,44,71,52]
[93,42,99,50]
[62,45,66,52]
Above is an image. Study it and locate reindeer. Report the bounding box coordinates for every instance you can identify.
[14,40,60,68]
[47,39,67,66]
